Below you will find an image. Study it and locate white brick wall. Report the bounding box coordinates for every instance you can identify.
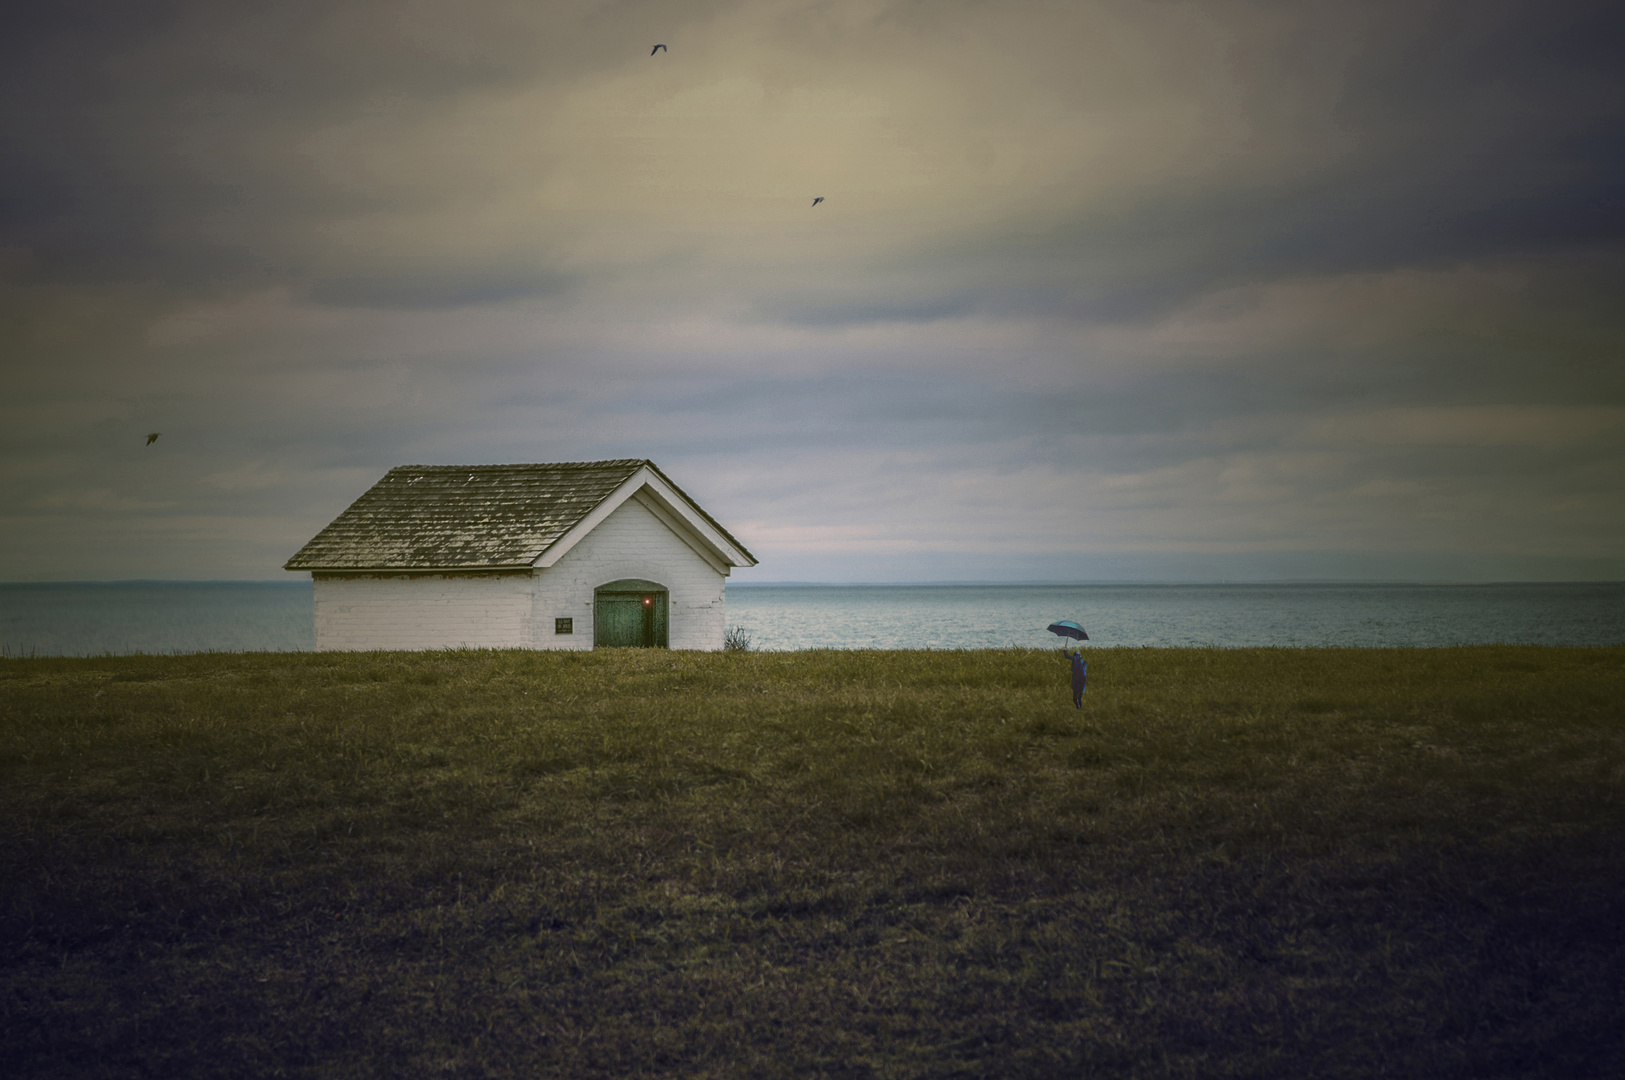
[534,496,728,650]
[313,572,535,651]
[310,496,730,651]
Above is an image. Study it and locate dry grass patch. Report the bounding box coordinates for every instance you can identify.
[2,646,1623,1078]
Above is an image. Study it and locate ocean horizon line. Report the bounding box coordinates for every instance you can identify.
[6,580,1622,655]
[4,578,1623,589]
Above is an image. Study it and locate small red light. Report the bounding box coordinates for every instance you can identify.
[643,597,651,605]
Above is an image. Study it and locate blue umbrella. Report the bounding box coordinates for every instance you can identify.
[1048,621,1089,707]
[1047,620,1088,641]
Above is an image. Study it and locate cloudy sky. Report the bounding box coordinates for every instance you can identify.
[3,0,1622,582]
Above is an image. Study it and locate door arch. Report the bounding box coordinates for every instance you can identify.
[593,579,668,648]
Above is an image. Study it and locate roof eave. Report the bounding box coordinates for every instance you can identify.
[642,461,758,565]
[287,563,537,574]
[532,464,757,570]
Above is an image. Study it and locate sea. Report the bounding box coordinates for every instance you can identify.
[2,581,1623,657]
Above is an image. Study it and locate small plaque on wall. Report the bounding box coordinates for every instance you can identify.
[555,617,573,635]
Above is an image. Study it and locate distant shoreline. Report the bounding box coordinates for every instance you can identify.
[6,578,1625,587]
[7,581,1624,656]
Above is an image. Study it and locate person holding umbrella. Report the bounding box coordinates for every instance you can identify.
[1048,620,1088,709]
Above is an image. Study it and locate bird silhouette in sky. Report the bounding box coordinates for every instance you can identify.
[651,43,666,54]
[812,196,824,207]
[145,433,161,446]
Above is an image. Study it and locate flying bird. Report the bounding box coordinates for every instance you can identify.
[145,433,161,446]
[651,43,666,54]
[812,196,824,207]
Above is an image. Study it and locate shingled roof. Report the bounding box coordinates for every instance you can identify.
[284,459,753,572]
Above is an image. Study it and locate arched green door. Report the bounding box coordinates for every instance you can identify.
[593,579,668,648]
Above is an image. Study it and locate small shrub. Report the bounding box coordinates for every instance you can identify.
[723,625,752,652]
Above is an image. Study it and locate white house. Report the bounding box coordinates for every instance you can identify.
[284,459,756,651]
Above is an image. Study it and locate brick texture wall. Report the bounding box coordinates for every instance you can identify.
[535,497,727,650]
[313,572,534,651]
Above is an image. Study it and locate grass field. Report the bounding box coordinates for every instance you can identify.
[2,646,1623,1078]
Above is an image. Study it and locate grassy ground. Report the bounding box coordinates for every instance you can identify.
[2,645,1623,1079]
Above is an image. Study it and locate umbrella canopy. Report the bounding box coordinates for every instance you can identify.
[1047,620,1088,641]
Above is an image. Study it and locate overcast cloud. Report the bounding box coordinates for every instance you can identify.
[3,0,1622,581]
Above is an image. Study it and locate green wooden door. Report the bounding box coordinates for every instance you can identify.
[594,580,668,648]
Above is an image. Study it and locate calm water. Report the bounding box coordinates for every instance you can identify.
[1,582,316,657]
[2,581,1622,657]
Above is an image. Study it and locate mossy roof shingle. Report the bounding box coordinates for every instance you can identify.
[284,459,747,571]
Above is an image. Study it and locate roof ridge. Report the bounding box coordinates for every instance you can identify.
[385,459,648,471]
